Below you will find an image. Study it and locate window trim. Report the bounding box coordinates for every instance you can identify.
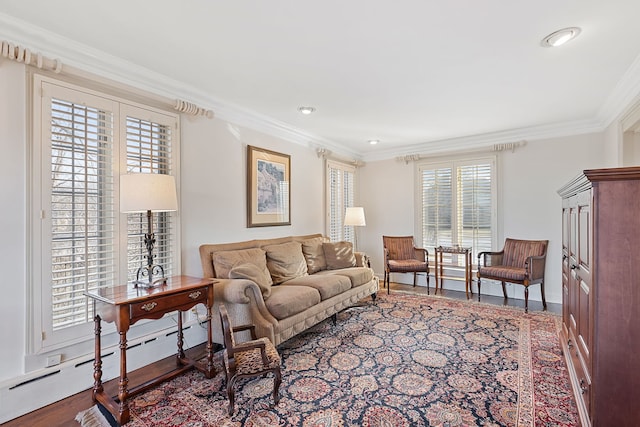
[27,74,181,368]
[415,154,499,263]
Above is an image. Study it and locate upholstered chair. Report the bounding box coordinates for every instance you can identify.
[477,238,548,313]
[382,235,430,294]
[219,304,281,415]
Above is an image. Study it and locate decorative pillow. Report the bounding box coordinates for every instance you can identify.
[229,263,273,298]
[263,241,308,285]
[323,241,357,270]
[211,248,271,281]
[301,236,328,274]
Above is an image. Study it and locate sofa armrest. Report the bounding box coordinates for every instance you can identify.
[477,250,504,267]
[354,251,371,268]
[212,278,279,345]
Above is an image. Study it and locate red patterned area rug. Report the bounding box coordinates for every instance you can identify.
[78,293,578,426]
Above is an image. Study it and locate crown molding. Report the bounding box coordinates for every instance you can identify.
[361,118,604,162]
[2,12,639,164]
[0,13,363,162]
[597,52,640,127]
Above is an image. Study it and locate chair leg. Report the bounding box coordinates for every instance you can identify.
[501,281,507,300]
[273,367,282,405]
[477,277,482,302]
[385,270,390,294]
[227,376,237,415]
[540,281,547,310]
[524,286,529,313]
[413,272,417,287]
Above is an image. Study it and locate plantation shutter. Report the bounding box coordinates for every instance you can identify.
[421,166,453,249]
[457,162,493,258]
[49,97,116,331]
[123,112,177,282]
[327,160,355,242]
[419,158,495,264]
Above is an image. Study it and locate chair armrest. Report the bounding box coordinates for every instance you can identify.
[232,323,258,340]
[524,255,547,280]
[413,247,428,261]
[477,250,504,267]
[230,339,269,365]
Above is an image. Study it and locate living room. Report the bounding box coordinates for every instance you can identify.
[2,2,640,426]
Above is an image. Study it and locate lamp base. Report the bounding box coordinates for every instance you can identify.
[132,264,167,288]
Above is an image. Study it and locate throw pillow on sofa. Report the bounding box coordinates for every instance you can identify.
[263,241,309,285]
[301,236,328,274]
[323,241,357,269]
[211,248,273,285]
[229,263,273,298]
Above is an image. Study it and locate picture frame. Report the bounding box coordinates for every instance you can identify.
[247,145,291,227]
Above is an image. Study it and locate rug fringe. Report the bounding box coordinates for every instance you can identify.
[75,405,112,427]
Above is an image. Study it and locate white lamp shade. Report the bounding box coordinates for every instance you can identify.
[344,207,366,226]
[120,173,178,213]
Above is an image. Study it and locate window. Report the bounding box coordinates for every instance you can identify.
[31,76,179,353]
[326,160,356,243]
[418,157,496,263]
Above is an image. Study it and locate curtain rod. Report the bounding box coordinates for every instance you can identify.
[1,39,214,119]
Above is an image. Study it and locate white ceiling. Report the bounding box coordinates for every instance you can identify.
[2,1,640,161]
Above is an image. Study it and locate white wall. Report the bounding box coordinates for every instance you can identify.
[358,133,605,304]
[0,61,27,384]
[179,117,326,277]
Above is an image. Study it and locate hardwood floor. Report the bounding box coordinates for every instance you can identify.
[3,281,558,426]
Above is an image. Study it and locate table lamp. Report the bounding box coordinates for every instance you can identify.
[120,173,178,288]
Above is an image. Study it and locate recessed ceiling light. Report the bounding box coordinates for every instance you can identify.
[368,140,379,145]
[298,106,316,115]
[541,27,581,47]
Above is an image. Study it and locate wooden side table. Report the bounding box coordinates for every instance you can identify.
[84,275,215,425]
[434,246,473,298]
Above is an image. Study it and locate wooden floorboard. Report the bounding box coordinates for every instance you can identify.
[3,282,558,426]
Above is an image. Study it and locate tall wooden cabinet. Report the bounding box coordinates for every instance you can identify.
[558,167,640,426]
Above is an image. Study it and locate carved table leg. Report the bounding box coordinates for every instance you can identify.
[205,303,214,377]
[177,311,185,362]
[117,329,130,423]
[92,315,103,400]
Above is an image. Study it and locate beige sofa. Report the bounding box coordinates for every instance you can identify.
[199,233,378,345]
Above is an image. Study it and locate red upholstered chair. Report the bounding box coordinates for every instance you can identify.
[219,304,281,415]
[382,236,430,294]
[477,238,548,313]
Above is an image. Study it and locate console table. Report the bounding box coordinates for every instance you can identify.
[84,275,215,425]
[434,245,473,298]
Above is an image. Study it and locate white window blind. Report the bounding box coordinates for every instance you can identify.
[419,157,496,263]
[34,77,180,353]
[50,98,116,331]
[326,160,355,242]
[124,114,176,282]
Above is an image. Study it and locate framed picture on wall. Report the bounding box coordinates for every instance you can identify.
[247,145,291,227]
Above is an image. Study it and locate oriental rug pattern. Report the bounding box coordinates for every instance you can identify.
[80,293,578,426]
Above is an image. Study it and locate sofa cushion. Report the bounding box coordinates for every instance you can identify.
[263,241,309,285]
[229,263,273,298]
[316,266,374,288]
[323,241,357,269]
[265,285,321,320]
[212,248,272,281]
[280,274,351,300]
[301,236,327,274]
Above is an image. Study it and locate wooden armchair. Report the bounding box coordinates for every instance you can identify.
[219,304,281,415]
[382,236,430,294]
[477,238,548,313]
